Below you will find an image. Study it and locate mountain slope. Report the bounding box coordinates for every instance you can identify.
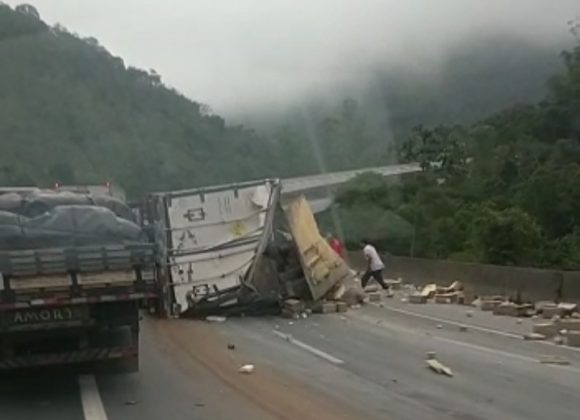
[0,4,278,197]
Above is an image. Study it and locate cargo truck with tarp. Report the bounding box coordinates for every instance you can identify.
[0,188,157,371]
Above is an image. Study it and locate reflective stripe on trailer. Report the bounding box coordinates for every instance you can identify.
[0,346,137,369]
[0,292,156,310]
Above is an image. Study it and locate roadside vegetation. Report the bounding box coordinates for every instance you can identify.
[328,27,580,269]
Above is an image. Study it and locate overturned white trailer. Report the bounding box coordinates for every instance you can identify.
[145,179,354,316]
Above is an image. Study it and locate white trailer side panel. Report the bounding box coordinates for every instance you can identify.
[164,181,277,313]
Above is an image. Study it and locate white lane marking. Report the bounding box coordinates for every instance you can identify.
[79,375,108,420]
[375,303,580,354]
[273,330,344,365]
[433,335,580,374]
[353,311,580,374]
[374,303,521,338]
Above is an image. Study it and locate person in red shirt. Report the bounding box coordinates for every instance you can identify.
[326,233,344,258]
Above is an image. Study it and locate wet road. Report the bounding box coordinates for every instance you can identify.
[1,298,579,419]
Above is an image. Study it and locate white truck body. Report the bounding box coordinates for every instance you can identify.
[147,179,280,314]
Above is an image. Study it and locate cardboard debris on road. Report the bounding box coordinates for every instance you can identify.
[426,359,454,377]
[420,284,437,298]
[239,364,255,374]
[436,281,463,294]
[532,323,559,338]
[558,302,578,315]
[557,319,580,331]
[205,316,227,323]
[523,332,547,340]
[409,294,428,304]
[542,305,565,319]
[493,302,531,317]
[480,299,503,311]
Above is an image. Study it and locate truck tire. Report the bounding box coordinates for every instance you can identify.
[95,325,139,374]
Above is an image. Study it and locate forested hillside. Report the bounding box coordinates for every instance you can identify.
[0,4,279,197]
[0,4,569,200]
[328,30,580,269]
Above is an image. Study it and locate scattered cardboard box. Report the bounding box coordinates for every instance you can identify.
[523,333,546,340]
[313,301,338,314]
[426,359,453,377]
[481,300,502,311]
[558,319,580,331]
[532,323,559,338]
[542,305,564,319]
[409,294,427,304]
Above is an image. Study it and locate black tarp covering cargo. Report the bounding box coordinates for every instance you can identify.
[0,206,144,250]
[0,190,145,251]
[0,190,135,221]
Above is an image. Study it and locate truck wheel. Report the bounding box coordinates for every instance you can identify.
[97,326,139,374]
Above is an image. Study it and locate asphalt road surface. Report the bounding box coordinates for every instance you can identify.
[1,296,580,419]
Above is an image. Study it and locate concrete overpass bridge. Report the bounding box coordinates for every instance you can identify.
[281,163,421,213]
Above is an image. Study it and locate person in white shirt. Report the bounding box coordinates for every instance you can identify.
[360,239,389,290]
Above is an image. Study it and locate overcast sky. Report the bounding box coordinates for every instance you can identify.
[5,1,579,117]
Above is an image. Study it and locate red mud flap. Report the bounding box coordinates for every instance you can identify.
[0,346,137,370]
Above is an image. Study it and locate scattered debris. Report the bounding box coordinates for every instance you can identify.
[385,290,394,298]
[481,299,502,311]
[539,355,570,365]
[426,351,437,360]
[288,321,294,326]
[239,364,255,374]
[227,343,236,350]
[436,281,463,294]
[557,319,580,331]
[385,279,402,290]
[124,400,138,406]
[532,323,559,338]
[436,324,443,329]
[542,305,564,319]
[553,336,565,345]
[420,284,437,299]
[313,301,337,314]
[364,284,380,293]
[459,325,468,332]
[516,319,523,325]
[300,312,308,319]
[331,283,347,301]
[205,315,227,323]
[493,302,531,317]
[409,294,427,304]
[426,359,453,377]
[558,302,578,315]
[465,310,474,318]
[523,332,547,341]
[336,302,348,312]
[368,292,382,302]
